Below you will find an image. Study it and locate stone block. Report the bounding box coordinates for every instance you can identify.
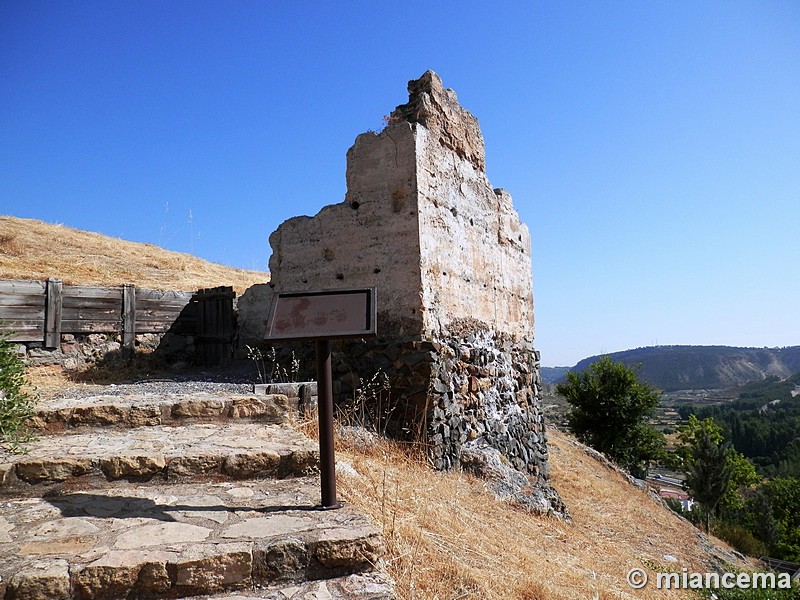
[128,404,162,427]
[223,451,282,479]
[173,543,252,594]
[171,397,226,418]
[15,458,93,483]
[99,455,166,479]
[7,559,70,600]
[308,526,385,571]
[229,394,289,423]
[70,405,129,426]
[253,538,310,583]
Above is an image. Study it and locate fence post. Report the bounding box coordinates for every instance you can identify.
[123,284,136,350]
[44,278,63,348]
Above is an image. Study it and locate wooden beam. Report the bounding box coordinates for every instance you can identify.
[44,278,63,348]
[122,284,135,350]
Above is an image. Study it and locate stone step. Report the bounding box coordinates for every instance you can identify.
[182,572,395,599]
[0,479,386,600]
[0,423,318,495]
[29,392,296,433]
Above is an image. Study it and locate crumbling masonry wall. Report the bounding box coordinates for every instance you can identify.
[238,71,562,513]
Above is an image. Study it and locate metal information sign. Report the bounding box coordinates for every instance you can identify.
[265,288,376,509]
[266,288,376,341]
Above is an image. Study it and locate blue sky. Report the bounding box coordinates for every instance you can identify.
[1,1,798,366]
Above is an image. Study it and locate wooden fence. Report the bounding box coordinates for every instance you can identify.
[0,279,235,363]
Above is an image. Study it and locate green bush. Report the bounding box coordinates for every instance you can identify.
[713,521,768,558]
[0,333,36,451]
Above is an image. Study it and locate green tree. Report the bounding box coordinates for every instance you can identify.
[675,416,760,520]
[721,451,760,513]
[0,332,36,451]
[675,416,735,532]
[556,357,664,478]
[763,477,800,561]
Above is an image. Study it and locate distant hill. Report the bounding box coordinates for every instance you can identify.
[540,366,569,385]
[551,345,800,392]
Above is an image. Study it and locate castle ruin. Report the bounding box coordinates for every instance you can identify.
[239,71,564,514]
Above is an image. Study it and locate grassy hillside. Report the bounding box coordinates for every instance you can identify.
[9,217,755,598]
[0,216,267,294]
[336,428,754,599]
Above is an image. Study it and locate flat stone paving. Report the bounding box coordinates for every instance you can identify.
[0,479,388,599]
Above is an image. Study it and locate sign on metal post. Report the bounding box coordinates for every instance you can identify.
[265,288,376,509]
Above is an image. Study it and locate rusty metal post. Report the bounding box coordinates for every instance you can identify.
[316,339,341,509]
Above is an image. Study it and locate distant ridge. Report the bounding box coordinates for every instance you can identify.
[544,345,800,391]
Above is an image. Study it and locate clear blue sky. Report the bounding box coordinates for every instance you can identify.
[1,1,798,367]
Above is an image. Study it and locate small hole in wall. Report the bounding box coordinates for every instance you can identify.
[518,235,522,241]
[351,201,360,210]
[442,272,447,277]
[373,268,381,274]
[450,207,458,218]
[336,273,344,280]
[302,278,308,284]
[470,218,474,226]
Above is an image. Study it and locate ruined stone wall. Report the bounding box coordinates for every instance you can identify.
[237,71,563,515]
[395,74,534,343]
[264,123,425,338]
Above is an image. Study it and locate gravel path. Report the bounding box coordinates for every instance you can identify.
[45,360,261,400]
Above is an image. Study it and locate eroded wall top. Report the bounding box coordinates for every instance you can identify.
[263,71,534,344]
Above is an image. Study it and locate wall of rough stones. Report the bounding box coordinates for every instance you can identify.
[238,71,563,514]
[16,331,195,371]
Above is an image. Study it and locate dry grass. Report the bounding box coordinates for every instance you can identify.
[0,216,268,294]
[332,427,754,600]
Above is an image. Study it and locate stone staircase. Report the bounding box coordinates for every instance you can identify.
[0,389,393,599]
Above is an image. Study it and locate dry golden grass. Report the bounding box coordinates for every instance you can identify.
[0,216,268,294]
[333,428,754,600]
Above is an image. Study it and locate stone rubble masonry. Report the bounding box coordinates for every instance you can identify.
[20,331,194,371]
[238,71,562,514]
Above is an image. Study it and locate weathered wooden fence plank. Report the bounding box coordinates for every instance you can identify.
[0,295,47,308]
[135,289,193,302]
[60,321,122,334]
[0,280,47,295]
[3,324,44,341]
[44,278,63,348]
[60,286,124,300]
[0,306,46,319]
[122,284,135,349]
[61,306,122,322]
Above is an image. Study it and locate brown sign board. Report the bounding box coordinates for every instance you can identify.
[265,288,377,341]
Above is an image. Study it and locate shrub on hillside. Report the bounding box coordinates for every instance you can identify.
[0,333,36,451]
[713,521,767,558]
